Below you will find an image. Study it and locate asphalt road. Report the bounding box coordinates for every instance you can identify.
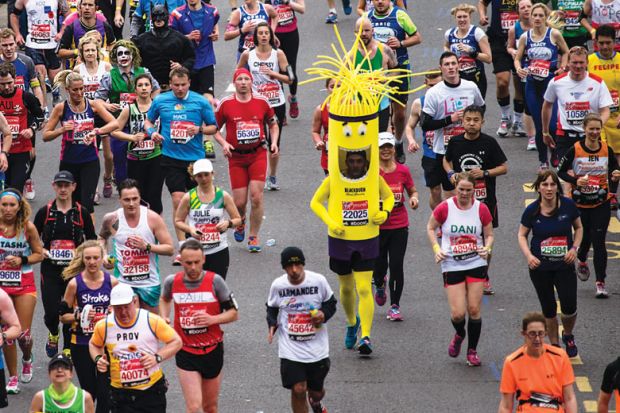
[3,1,620,412]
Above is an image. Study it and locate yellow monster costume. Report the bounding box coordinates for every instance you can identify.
[304,26,431,355]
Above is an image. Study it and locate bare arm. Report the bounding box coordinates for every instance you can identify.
[600,106,611,126]
[0,289,21,342]
[276,50,293,84]
[149,212,174,256]
[43,103,68,142]
[290,0,304,14]
[477,0,489,26]
[597,390,612,413]
[311,106,324,149]
[266,5,279,35]
[507,26,517,57]
[26,223,44,264]
[223,191,242,228]
[497,393,514,413]
[10,0,25,45]
[563,384,578,413]
[29,391,44,413]
[404,99,421,152]
[60,279,78,324]
[98,212,118,250]
[84,393,95,413]
[173,194,195,237]
[224,10,242,41]
[477,35,492,64]
[236,51,249,69]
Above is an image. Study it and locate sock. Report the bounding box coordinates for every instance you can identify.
[451,318,466,337]
[329,8,337,13]
[467,318,482,350]
[513,99,524,115]
[339,273,357,326]
[354,270,374,338]
[498,96,511,120]
[513,111,523,123]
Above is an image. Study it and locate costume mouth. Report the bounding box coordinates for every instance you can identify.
[338,145,370,182]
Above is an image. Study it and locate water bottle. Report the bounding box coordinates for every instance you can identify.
[266,239,276,247]
[309,305,321,329]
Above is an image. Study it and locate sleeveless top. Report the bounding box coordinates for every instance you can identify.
[572,141,611,208]
[25,0,58,49]
[525,28,559,81]
[126,102,161,161]
[112,206,159,288]
[238,3,270,53]
[76,61,108,100]
[43,387,85,413]
[73,272,112,345]
[447,25,484,76]
[0,88,32,154]
[0,228,33,293]
[187,187,228,255]
[272,0,297,33]
[440,198,487,273]
[248,48,286,107]
[354,44,389,110]
[60,99,98,163]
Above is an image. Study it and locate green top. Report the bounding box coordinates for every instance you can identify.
[552,0,588,38]
[189,186,224,211]
[43,387,85,413]
[126,102,161,160]
[109,66,146,104]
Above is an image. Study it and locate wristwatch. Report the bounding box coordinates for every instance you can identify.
[155,353,163,363]
[483,170,490,178]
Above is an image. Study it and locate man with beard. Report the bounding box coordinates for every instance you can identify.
[133,4,196,90]
[0,62,43,191]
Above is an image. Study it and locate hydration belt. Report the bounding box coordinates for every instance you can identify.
[518,392,562,410]
[232,142,266,154]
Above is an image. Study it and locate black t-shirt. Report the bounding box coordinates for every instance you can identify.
[444,132,508,205]
[133,30,196,86]
[601,357,620,394]
[59,20,116,51]
[33,200,97,274]
[483,0,518,40]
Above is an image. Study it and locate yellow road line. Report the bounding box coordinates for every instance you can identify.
[525,198,535,207]
[523,183,534,192]
[609,217,620,234]
[576,376,593,392]
[584,400,597,412]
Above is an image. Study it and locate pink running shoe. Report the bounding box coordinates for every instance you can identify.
[448,333,464,358]
[466,349,481,366]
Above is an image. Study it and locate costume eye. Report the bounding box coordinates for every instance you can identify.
[358,123,367,136]
[343,124,352,137]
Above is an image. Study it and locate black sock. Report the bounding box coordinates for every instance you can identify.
[451,318,466,337]
[467,318,482,350]
[513,99,524,114]
[498,96,510,107]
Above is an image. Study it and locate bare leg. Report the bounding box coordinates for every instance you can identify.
[248,180,264,238]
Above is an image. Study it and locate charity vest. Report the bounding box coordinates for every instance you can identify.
[588,52,620,144]
[238,3,270,53]
[112,206,160,288]
[525,28,559,81]
[0,229,33,292]
[109,66,145,109]
[42,387,85,413]
[354,43,389,111]
[440,198,487,272]
[0,88,32,154]
[60,99,98,163]
[72,272,112,345]
[248,48,286,107]
[77,61,108,100]
[126,102,161,161]
[106,309,163,389]
[25,0,58,49]
[187,187,228,255]
[172,271,223,355]
[572,141,610,208]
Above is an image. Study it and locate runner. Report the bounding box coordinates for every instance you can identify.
[59,240,117,413]
[224,0,277,60]
[542,45,612,177]
[159,239,239,413]
[310,78,335,175]
[498,311,578,413]
[0,189,43,394]
[0,287,21,407]
[443,105,507,295]
[33,171,96,359]
[88,283,182,412]
[214,68,279,252]
[268,0,304,119]
[0,62,43,193]
[267,246,336,413]
[143,66,217,243]
[237,21,292,190]
[97,0,126,42]
[582,0,620,50]
[557,113,620,298]
[29,353,95,413]
[357,0,405,15]
[553,0,589,49]
[325,0,352,24]
[518,170,582,355]
[372,132,418,321]
[367,0,422,163]
[174,159,242,278]
[426,172,493,366]
[597,356,620,413]
[110,74,164,214]
[477,0,520,137]
[43,70,118,217]
[445,3,491,99]
[420,52,485,208]
[129,0,185,38]
[0,29,44,107]
[515,3,569,171]
[99,179,175,313]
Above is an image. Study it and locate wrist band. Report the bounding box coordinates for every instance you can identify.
[433,244,441,254]
[94,354,103,363]
[447,170,455,180]
[146,127,156,137]
[20,256,28,265]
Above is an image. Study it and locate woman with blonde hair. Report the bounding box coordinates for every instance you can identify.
[0,189,43,393]
[60,240,117,413]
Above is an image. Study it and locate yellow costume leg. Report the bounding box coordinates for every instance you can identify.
[339,273,357,326]
[354,270,374,338]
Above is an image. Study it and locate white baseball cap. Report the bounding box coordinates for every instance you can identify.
[193,159,214,175]
[378,132,396,147]
[110,283,135,306]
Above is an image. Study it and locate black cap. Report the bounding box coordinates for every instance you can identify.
[53,170,75,184]
[48,353,73,370]
[281,246,305,268]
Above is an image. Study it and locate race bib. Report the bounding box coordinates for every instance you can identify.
[529,59,551,80]
[119,93,136,110]
[14,76,25,91]
[0,261,21,287]
[389,182,403,207]
[564,10,581,30]
[31,23,51,43]
[49,239,75,265]
[243,34,255,50]
[611,90,619,113]
[5,116,20,137]
[580,175,601,194]
[84,83,99,99]
[82,306,107,334]
[276,5,294,26]
[342,200,369,226]
[459,56,477,74]
[119,352,150,388]
[121,254,150,282]
[540,236,568,258]
[196,223,220,249]
[73,118,95,144]
[565,101,590,126]
[132,139,155,153]
[170,121,194,144]
[179,308,208,335]
[500,11,518,31]
[449,235,478,261]
[474,179,487,201]
[444,124,465,146]
[235,120,261,145]
[287,313,315,341]
[257,82,282,106]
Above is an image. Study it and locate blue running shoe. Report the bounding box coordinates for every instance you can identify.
[342,0,352,14]
[357,336,372,355]
[325,11,338,24]
[344,316,360,349]
[45,333,59,358]
[248,236,262,253]
[234,223,245,242]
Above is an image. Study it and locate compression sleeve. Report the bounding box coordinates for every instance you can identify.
[420,111,451,132]
[321,295,337,322]
[266,305,279,327]
[557,147,578,185]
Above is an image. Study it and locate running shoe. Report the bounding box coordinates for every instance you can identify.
[204,140,216,160]
[562,333,578,358]
[265,176,280,191]
[62,348,71,358]
[234,224,245,242]
[483,279,495,295]
[374,284,387,306]
[289,96,299,119]
[21,357,33,383]
[172,254,182,266]
[23,178,35,200]
[448,333,464,358]
[52,90,61,105]
[325,12,338,24]
[576,261,590,282]
[6,376,19,394]
[308,396,328,413]
[344,316,360,349]
[248,236,261,253]
[357,336,372,355]
[395,142,406,164]
[103,177,113,198]
[342,0,352,15]
[496,118,512,138]
[596,281,609,299]
[511,121,526,137]
[387,304,402,321]
[93,191,102,205]
[527,136,537,151]
[537,162,549,173]
[466,349,481,367]
[45,332,59,358]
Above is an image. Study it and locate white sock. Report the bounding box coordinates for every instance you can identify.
[329,8,337,13]
[500,105,512,120]
[513,111,523,123]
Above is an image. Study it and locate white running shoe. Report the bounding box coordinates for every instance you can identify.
[496,118,512,138]
[512,121,527,137]
[23,179,35,200]
[527,136,537,151]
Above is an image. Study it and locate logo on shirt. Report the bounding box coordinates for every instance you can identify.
[175,104,184,110]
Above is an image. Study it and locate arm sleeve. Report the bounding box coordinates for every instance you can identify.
[396,9,417,36]
[266,283,280,327]
[432,201,448,224]
[490,139,508,165]
[59,27,74,50]
[202,99,216,126]
[608,146,620,173]
[520,204,535,228]
[103,23,116,45]
[557,147,577,185]
[146,98,160,123]
[266,305,279,327]
[82,209,97,240]
[474,27,486,42]
[24,92,44,128]
[161,274,175,301]
[420,111,451,132]
[215,103,224,128]
[321,295,337,322]
[560,354,576,386]
[479,202,493,226]
[180,37,196,71]
[212,274,233,302]
[150,314,178,342]
[404,167,415,191]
